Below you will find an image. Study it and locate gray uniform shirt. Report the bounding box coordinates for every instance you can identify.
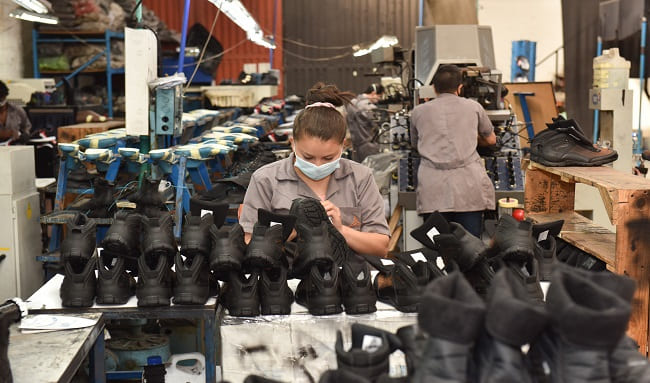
[240,153,390,236]
[410,93,495,214]
[0,103,31,140]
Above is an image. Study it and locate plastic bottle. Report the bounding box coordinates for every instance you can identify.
[593,48,631,89]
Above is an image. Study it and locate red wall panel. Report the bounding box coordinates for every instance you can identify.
[144,0,283,97]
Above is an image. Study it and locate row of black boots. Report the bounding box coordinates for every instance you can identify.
[236,265,650,383]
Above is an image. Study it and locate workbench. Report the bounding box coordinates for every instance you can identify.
[8,312,105,383]
[26,274,219,382]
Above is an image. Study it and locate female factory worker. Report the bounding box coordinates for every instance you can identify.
[239,82,390,258]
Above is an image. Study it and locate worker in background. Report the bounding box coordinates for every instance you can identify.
[346,83,385,162]
[0,80,31,144]
[241,82,390,258]
[410,65,496,237]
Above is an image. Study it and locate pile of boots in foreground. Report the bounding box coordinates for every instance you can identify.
[238,267,650,383]
[235,211,650,383]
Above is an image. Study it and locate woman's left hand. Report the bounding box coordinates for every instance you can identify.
[321,200,343,231]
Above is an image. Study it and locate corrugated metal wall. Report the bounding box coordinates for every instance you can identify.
[282,0,419,95]
[144,0,283,96]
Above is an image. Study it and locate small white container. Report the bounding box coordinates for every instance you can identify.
[165,353,206,383]
[593,48,631,89]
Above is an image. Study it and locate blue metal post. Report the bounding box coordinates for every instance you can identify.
[418,0,424,26]
[32,29,40,77]
[637,17,647,155]
[515,92,536,140]
[178,0,192,73]
[593,36,603,144]
[106,30,113,118]
[270,0,278,67]
[173,156,188,239]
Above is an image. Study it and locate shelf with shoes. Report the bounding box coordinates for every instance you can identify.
[32,29,125,118]
[524,160,650,355]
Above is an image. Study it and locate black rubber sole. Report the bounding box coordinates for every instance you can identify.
[343,294,377,315]
[530,153,618,167]
[172,282,210,305]
[210,257,242,273]
[136,284,172,307]
[96,294,130,305]
[290,199,348,266]
[295,289,343,316]
[61,296,95,307]
[377,294,420,313]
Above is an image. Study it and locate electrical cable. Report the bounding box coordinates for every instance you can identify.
[185,3,221,90]
[184,38,248,68]
[129,0,144,21]
[282,36,371,50]
[283,48,352,62]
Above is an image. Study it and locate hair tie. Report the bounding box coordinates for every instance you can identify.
[305,102,336,109]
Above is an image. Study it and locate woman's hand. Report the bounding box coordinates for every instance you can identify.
[321,200,342,231]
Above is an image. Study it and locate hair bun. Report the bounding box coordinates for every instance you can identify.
[306,82,354,107]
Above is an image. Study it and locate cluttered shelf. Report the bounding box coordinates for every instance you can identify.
[528,211,616,270]
[37,29,121,36]
[40,68,124,75]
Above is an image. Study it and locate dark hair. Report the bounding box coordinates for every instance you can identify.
[433,65,462,94]
[364,83,384,95]
[0,81,8,99]
[293,82,354,143]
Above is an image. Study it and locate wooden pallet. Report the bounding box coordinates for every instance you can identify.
[524,161,650,354]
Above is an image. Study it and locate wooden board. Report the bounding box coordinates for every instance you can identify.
[529,162,650,191]
[57,120,125,143]
[524,166,576,214]
[528,211,616,270]
[389,225,403,253]
[503,82,558,148]
[388,204,402,234]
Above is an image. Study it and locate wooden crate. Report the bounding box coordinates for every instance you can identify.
[524,161,650,354]
[57,120,125,143]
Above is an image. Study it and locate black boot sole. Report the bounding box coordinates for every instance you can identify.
[291,199,348,265]
[530,153,618,167]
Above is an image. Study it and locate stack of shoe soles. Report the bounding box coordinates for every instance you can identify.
[246,267,650,383]
[530,115,618,167]
[190,173,251,212]
[59,202,229,307]
[67,177,116,218]
[409,211,564,300]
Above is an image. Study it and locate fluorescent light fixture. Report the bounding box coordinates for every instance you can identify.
[353,35,399,57]
[12,0,50,14]
[209,0,276,49]
[9,8,58,24]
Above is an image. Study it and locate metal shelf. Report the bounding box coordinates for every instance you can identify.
[33,29,125,117]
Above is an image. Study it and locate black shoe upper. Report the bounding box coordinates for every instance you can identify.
[295,263,342,315]
[180,214,214,259]
[335,323,402,381]
[210,223,246,276]
[61,212,97,262]
[96,254,135,305]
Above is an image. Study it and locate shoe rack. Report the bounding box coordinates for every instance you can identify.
[523,160,650,355]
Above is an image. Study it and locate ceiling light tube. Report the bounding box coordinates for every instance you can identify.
[209,0,275,49]
[12,0,50,14]
[353,35,399,57]
[9,8,58,24]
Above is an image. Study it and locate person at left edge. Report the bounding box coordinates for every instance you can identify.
[239,82,390,258]
[0,80,32,144]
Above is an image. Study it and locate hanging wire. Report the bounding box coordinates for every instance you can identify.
[185,2,221,89]
[283,49,352,62]
[183,38,248,67]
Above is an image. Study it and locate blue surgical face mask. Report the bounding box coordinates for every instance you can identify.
[293,147,341,181]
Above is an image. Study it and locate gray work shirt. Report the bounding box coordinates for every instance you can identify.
[0,103,31,140]
[240,153,390,236]
[410,93,495,214]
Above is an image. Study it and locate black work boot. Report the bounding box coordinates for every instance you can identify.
[487,215,535,262]
[295,263,342,316]
[530,116,618,166]
[209,223,246,277]
[340,257,377,315]
[528,267,633,383]
[141,213,177,262]
[220,270,260,317]
[335,323,402,381]
[136,253,174,307]
[61,212,97,262]
[473,268,548,383]
[409,211,450,250]
[504,257,544,303]
[68,177,115,218]
[96,253,135,305]
[413,272,486,383]
[259,265,294,315]
[101,211,142,273]
[180,214,213,259]
[292,222,335,277]
[534,235,557,281]
[396,325,428,377]
[290,197,349,266]
[244,222,285,269]
[60,255,97,307]
[258,208,296,242]
[189,199,229,228]
[363,254,422,313]
[173,253,211,305]
[129,177,166,217]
